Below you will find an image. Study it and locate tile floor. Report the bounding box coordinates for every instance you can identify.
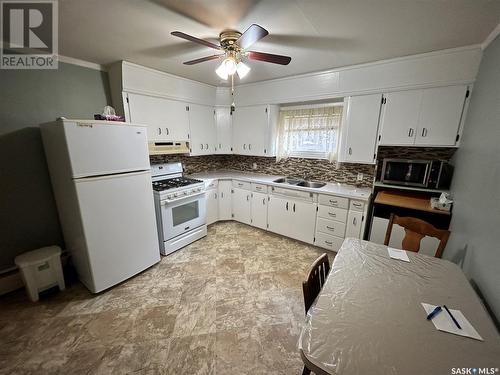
[0,222,328,374]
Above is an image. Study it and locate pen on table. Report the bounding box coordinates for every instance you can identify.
[443,305,462,329]
[426,306,442,320]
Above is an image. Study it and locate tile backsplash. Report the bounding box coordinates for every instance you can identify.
[150,146,457,189]
[150,154,375,188]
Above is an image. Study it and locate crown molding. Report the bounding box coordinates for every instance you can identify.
[481,22,500,50]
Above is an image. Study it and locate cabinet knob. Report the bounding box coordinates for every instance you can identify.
[243,144,246,150]
[200,144,204,149]
[206,143,209,149]
[165,127,169,135]
[353,217,357,225]
[286,202,289,211]
[326,225,335,231]
[348,147,352,155]
[262,198,266,205]
[158,127,162,135]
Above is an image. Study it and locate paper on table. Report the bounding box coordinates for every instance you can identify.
[387,247,410,262]
[421,303,483,341]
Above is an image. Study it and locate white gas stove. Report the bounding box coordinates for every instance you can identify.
[151,163,207,255]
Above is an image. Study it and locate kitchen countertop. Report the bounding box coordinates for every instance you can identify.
[189,170,372,201]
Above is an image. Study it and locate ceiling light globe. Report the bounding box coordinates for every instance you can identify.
[236,62,251,79]
[224,58,237,75]
[215,61,228,80]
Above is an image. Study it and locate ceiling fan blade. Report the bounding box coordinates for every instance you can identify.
[183,55,224,65]
[247,51,291,65]
[236,24,269,49]
[171,31,221,50]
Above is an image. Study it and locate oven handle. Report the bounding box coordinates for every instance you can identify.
[160,191,205,205]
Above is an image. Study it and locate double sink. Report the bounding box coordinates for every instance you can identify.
[272,177,326,189]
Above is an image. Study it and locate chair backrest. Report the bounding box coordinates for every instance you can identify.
[302,253,330,314]
[384,213,450,258]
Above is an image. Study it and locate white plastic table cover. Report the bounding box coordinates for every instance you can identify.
[298,238,500,375]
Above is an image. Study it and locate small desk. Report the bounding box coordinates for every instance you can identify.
[299,238,500,375]
[375,190,450,215]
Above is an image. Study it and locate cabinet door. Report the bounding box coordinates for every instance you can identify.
[232,105,269,156]
[215,106,233,154]
[189,104,216,155]
[379,90,421,145]
[251,192,268,230]
[206,189,218,225]
[345,210,363,239]
[289,200,317,244]
[415,85,466,146]
[232,188,252,224]
[267,196,291,237]
[341,94,381,164]
[218,180,232,220]
[127,92,189,141]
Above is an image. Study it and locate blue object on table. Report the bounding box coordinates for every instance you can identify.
[426,305,442,320]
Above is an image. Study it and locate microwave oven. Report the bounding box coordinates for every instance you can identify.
[381,159,454,189]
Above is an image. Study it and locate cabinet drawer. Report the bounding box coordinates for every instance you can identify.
[317,205,347,223]
[232,180,251,190]
[349,200,365,211]
[252,183,268,193]
[314,232,344,252]
[318,194,348,209]
[206,180,218,190]
[316,217,346,237]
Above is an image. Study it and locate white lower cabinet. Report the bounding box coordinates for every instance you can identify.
[268,195,317,244]
[345,210,363,238]
[218,180,232,220]
[314,194,367,252]
[206,188,218,225]
[232,187,252,225]
[251,191,268,230]
[208,180,369,251]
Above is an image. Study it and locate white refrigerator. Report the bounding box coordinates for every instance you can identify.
[41,119,160,293]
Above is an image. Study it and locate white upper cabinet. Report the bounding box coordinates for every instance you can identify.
[126,92,189,141]
[378,90,421,146]
[188,103,216,155]
[232,105,279,157]
[215,106,233,154]
[416,86,467,146]
[339,94,382,164]
[378,85,468,147]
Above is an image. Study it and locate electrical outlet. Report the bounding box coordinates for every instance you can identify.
[252,163,258,170]
[357,173,363,181]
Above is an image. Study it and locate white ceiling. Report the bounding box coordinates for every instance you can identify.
[58,0,500,86]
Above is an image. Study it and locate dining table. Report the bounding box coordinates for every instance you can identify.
[298,238,500,375]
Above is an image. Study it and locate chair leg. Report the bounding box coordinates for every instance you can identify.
[302,365,311,375]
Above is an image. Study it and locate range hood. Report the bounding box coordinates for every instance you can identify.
[148,141,190,155]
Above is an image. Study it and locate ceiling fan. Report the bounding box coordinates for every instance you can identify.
[171,24,291,81]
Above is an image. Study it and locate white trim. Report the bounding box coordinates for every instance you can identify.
[57,55,106,71]
[481,23,500,50]
[280,102,344,111]
[236,44,482,89]
[122,60,217,89]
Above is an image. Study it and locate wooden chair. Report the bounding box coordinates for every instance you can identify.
[302,253,330,375]
[384,214,450,258]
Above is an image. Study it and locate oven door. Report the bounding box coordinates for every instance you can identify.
[381,159,431,187]
[161,193,206,240]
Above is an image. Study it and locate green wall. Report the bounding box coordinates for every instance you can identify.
[0,62,111,271]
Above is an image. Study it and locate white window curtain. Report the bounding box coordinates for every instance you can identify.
[276,105,343,162]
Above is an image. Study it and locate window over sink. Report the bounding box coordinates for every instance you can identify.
[276,103,343,161]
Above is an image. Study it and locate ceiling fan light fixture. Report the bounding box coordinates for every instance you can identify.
[236,62,250,79]
[223,57,237,76]
[215,61,229,80]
